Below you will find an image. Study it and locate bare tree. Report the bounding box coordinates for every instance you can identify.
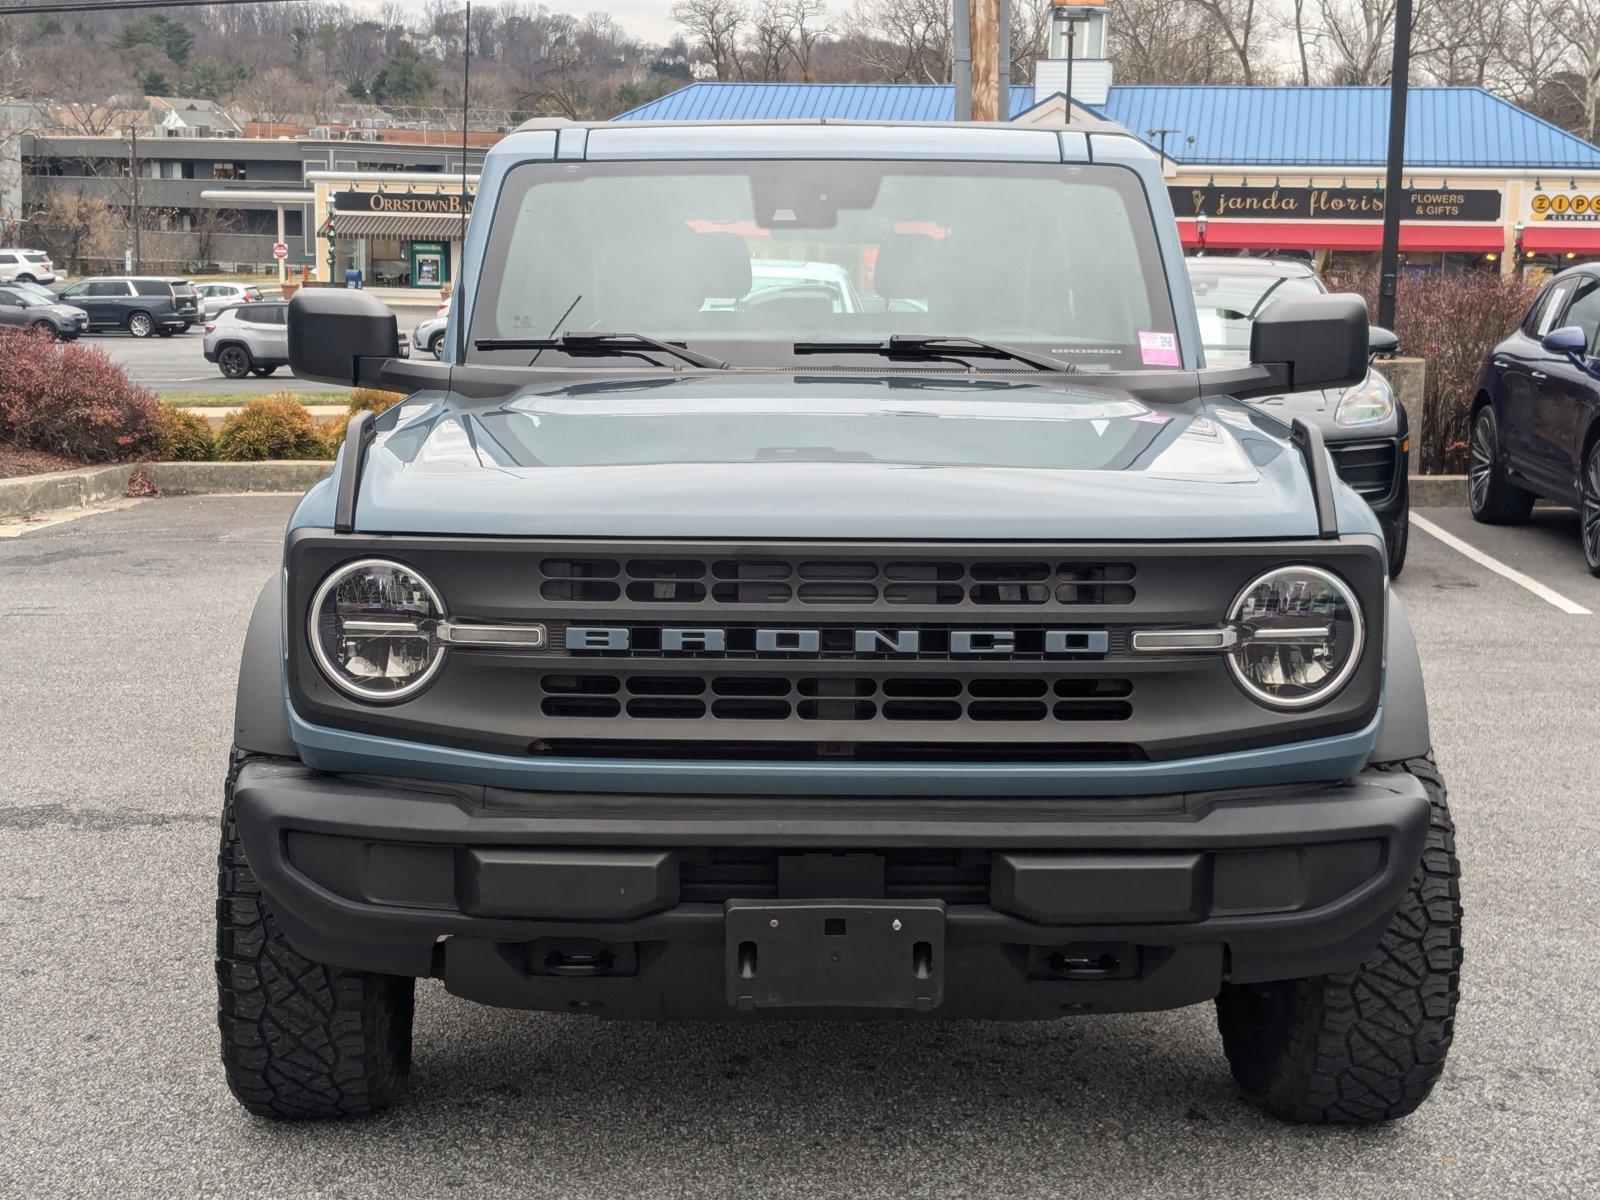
[1176,0,1267,84]
[748,0,795,80]
[1312,0,1399,84]
[1109,0,1245,84]
[234,67,310,124]
[784,0,832,80]
[672,0,749,80]
[846,0,952,83]
[1552,0,1600,140]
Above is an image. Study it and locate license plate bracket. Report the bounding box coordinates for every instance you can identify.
[725,900,945,1011]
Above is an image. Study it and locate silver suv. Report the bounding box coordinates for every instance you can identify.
[203,302,287,378]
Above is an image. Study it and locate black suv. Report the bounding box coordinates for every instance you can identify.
[58,276,200,337]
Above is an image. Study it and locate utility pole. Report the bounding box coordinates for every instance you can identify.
[970,0,1000,122]
[1377,0,1412,331]
[123,123,142,272]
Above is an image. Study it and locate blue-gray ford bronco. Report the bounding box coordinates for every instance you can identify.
[219,119,1461,1125]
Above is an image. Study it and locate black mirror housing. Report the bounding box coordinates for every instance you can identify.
[1249,293,1370,393]
[289,287,400,387]
[1368,325,1399,356]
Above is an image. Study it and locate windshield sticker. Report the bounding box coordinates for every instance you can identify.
[1138,330,1180,367]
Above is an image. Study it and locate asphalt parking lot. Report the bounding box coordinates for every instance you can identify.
[1,498,1597,1198]
[52,293,434,396]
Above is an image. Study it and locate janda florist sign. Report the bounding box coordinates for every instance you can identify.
[1170,184,1502,222]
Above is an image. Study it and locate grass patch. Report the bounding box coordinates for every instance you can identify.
[158,390,346,408]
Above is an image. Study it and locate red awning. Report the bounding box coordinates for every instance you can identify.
[1520,224,1600,255]
[1177,220,1503,254]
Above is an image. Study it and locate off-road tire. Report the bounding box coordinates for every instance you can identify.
[1467,408,1534,524]
[1215,754,1461,1125]
[217,760,415,1120]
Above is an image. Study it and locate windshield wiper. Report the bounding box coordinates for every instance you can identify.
[793,335,1077,373]
[475,331,728,370]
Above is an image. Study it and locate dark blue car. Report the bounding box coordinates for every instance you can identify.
[1473,265,1600,573]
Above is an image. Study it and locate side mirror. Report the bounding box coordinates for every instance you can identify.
[288,287,400,386]
[1541,324,1588,357]
[1249,293,1369,393]
[1368,326,1399,357]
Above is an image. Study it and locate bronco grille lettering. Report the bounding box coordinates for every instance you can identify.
[561,626,1111,656]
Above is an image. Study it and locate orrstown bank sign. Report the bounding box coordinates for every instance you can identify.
[1170,184,1503,222]
[333,189,474,215]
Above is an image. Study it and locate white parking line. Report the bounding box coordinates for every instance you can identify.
[1410,514,1592,615]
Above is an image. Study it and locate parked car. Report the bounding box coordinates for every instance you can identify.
[0,283,88,339]
[0,248,57,284]
[203,302,288,377]
[1188,256,1410,575]
[219,118,1458,1128]
[57,276,200,337]
[197,281,267,320]
[412,312,448,358]
[1473,263,1600,574]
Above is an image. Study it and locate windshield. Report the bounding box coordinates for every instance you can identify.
[470,160,1181,371]
[1189,265,1324,362]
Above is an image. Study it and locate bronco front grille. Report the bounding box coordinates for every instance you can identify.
[540,555,1136,608]
[286,534,1388,766]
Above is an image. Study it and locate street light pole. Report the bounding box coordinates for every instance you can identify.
[1377,0,1412,331]
[123,123,142,272]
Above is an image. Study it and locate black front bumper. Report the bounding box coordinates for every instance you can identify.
[231,760,1430,1019]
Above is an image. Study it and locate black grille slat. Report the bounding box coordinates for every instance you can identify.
[541,672,1134,725]
[531,554,1137,609]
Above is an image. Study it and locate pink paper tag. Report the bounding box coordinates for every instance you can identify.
[1138,330,1180,367]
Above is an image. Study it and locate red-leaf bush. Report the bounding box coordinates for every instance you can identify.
[0,330,161,463]
[1327,268,1538,474]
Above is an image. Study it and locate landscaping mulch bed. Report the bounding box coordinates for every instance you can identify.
[0,445,84,480]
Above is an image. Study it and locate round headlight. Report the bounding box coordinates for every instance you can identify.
[1228,566,1363,709]
[309,559,445,701]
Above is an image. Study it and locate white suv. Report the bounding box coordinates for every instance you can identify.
[0,249,57,284]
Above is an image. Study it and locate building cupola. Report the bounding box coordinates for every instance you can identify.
[1035,0,1113,108]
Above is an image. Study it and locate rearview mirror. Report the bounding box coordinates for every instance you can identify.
[1249,293,1369,393]
[1541,324,1588,357]
[288,287,401,387]
[1368,326,1399,356]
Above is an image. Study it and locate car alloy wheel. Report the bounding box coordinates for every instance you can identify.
[1583,443,1600,574]
[430,333,445,360]
[128,312,154,338]
[218,346,251,379]
[1468,411,1496,513]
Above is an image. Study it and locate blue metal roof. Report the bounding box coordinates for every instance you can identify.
[1091,86,1600,169]
[616,82,1039,123]
[616,82,1600,170]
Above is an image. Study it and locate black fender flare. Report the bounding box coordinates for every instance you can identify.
[235,576,295,757]
[1370,590,1431,763]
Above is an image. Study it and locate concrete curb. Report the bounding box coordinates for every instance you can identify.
[0,460,331,522]
[1410,475,1465,507]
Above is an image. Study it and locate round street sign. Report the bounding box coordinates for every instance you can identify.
[272,242,289,260]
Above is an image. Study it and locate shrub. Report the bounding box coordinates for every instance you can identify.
[215,392,324,461]
[154,403,214,462]
[317,414,351,459]
[1327,268,1538,474]
[347,388,405,417]
[0,329,160,462]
